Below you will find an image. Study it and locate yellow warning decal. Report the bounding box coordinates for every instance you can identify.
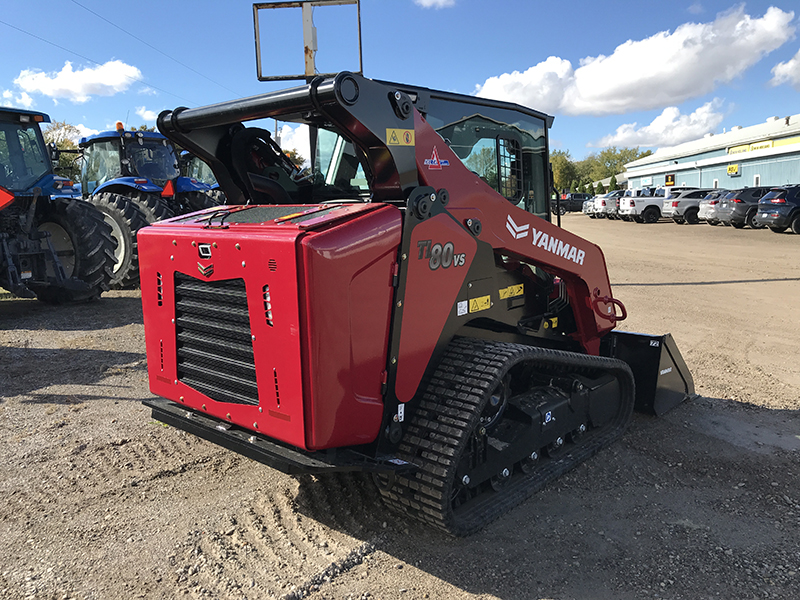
[386,128,415,146]
[499,284,524,299]
[469,295,491,313]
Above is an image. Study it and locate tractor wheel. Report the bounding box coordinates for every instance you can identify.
[642,206,660,224]
[129,190,174,224]
[207,189,227,205]
[746,211,764,229]
[684,208,700,224]
[34,199,115,304]
[183,190,224,213]
[89,192,149,289]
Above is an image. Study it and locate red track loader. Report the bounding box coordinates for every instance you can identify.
[140,73,695,536]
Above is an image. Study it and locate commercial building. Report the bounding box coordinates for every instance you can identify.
[624,114,800,191]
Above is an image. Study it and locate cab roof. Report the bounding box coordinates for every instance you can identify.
[79,129,167,147]
[0,107,50,123]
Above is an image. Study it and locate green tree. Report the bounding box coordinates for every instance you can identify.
[43,120,81,181]
[596,180,606,194]
[550,150,576,193]
[587,182,595,196]
[609,174,618,191]
[134,124,156,132]
[578,181,586,193]
[284,148,305,168]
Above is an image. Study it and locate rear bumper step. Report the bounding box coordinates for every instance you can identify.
[143,398,416,476]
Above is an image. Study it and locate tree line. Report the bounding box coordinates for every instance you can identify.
[551,146,652,195]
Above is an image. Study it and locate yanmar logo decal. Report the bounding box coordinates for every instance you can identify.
[506,215,529,239]
[507,214,586,266]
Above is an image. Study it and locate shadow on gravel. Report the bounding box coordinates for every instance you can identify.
[289,399,800,600]
[0,346,144,400]
[0,294,143,332]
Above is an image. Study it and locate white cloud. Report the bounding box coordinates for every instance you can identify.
[413,0,455,7]
[475,6,795,116]
[688,3,705,15]
[277,123,311,168]
[72,124,99,143]
[135,106,159,122]
[1,89,34,109]
[14,60,142,104]
[770,48,800,90]
[592,100,725,148]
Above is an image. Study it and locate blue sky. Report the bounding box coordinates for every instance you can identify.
[2,0,799,160]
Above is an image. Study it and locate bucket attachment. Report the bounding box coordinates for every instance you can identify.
[603,331,697,416]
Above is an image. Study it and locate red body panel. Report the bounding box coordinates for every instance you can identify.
[140,203,401,451]
[298,208,401,448]
[394,214,477,402]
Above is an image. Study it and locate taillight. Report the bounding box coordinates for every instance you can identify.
[731,197,744,203]
[770,198,787,204]
[710,200,718,205]
[601,200,606,206]
[0,186,14,210]
[671,201,679,207]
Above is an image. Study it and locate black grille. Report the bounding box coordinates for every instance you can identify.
[174,273,259,405]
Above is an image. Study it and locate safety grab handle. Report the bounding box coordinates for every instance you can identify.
[591,288,627,324]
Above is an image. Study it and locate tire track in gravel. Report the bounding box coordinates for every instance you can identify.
[173,479,378,599]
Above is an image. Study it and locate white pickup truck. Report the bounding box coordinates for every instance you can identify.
[619,187,695,223]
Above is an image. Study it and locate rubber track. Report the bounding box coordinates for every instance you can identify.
[379,337,635,537]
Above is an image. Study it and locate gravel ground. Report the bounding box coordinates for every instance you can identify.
[1,213,799,600]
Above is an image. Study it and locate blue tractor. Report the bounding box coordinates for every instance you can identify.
[0,107,117,303]
[180,151,226,205]
[79,124,221,287]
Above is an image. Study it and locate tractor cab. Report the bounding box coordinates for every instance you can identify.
[0,108,76,199]
[79,126,180,197]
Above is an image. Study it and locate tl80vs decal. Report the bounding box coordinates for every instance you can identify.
[417,240,467,271]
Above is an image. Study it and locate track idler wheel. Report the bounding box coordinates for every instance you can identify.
[379,337,635,536]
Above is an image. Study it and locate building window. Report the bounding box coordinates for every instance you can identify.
[754,174,761,186]
[713,179,719,188]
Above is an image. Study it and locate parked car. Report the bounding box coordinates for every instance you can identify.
[619,187,673,223]
[662,188,716,224]
[551,192,592,215]
[697,190,729,225]
[756,185,800,233]
[716,187,771,228]
[582,198,596,218]
[593,189,626,219]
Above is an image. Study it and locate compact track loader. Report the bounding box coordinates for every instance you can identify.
[140,73,695,535]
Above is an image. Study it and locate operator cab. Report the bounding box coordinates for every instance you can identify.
[208,79,552,221]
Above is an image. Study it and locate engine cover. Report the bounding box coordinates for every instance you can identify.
[139,203,402,451]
